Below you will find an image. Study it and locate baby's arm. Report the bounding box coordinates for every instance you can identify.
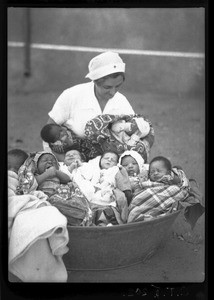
[56,169,71,183]
[35,167,71,185]
[159,172,181,186]
[35,167,57,185]
[170,174,182,185]
[68,159,83,173]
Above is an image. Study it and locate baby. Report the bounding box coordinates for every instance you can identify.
[85,113,154,163]
[8,149,29,174]
[8,149,29,195]
[92,151,121,205]
[71,151,132,206]
[110,117,150,147]
[148,156,182,185]
[59,149,85,178]
[40,123,102,162]
[119,150,149,195]
[34,151,71,197]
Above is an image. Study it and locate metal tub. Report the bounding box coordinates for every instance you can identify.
[63,210,181,271]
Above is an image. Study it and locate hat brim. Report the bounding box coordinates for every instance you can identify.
[85,62,125,81]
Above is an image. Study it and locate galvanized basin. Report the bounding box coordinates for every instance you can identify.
[63,210,181,271]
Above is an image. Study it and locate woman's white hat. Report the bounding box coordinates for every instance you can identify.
[85,51,126,81]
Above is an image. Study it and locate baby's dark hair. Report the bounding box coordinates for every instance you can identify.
[40,123,60,143]
[8,148,29,172]
[149,156,172,172]
[99,151,119,168]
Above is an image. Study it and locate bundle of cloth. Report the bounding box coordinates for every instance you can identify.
[17,151,93,227]
[8,169,69,282]
[85,113,155,163]
[71,155,131,225]
[126,167,204,228]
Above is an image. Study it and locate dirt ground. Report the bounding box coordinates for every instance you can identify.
[7,88,205,286]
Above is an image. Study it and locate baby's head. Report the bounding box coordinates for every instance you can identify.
[119,150,145,176]
[8,149,29,173]
[110,119,126,134]
[99,151,119,169]
[40,124,72,145]
[149,156,172,182]
[34,151,59,175]
[64,149,83,166]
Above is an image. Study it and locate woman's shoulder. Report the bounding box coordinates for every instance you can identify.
[113,91,129,102]
[64,81,93,94]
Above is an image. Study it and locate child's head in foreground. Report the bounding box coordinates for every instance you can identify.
[99,151,119,169]
[40,123,72,145]
[119,150,145,176]
[64,149,84,166]
[33,151,59,175]
[8,149,29,173]
[149,156,172,182]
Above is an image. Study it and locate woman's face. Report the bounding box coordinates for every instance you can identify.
[94,75,124,102]
[37,154,58,174]
[121,155,139,176]
[149,160,168,182]
[100,152,118,169]
[64,150,82,166]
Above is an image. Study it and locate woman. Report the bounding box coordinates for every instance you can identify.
[43,51,154,160]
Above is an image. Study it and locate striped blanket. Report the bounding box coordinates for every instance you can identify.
[127,169,190,223]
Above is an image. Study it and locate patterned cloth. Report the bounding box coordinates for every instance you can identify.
[16,154,38,195]
[48,182,93,226]
[127,168,190,223]
[85,114,155,162]
[90,188,129,226]
[49,125,102,161]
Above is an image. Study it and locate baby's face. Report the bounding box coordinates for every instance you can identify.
[121,155,139,176]
[37,154,58,174]
[111,120,125,133]
[64,150,82,166]
[100,153,118,169]
[149,160,168,182]
[52,126,73,145]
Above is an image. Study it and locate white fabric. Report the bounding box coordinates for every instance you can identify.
[71,156,101,201]
[48,82,134,138]
[44,81,134,151]
[59,162,73,179]
[8,172,69,282]
[90,166,119,207]
[71,156,118,206]
[8,170,18,198]
[134,117,150,138]
[85,51,125,80]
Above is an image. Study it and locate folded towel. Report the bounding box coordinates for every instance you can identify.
[8,193,69,282]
